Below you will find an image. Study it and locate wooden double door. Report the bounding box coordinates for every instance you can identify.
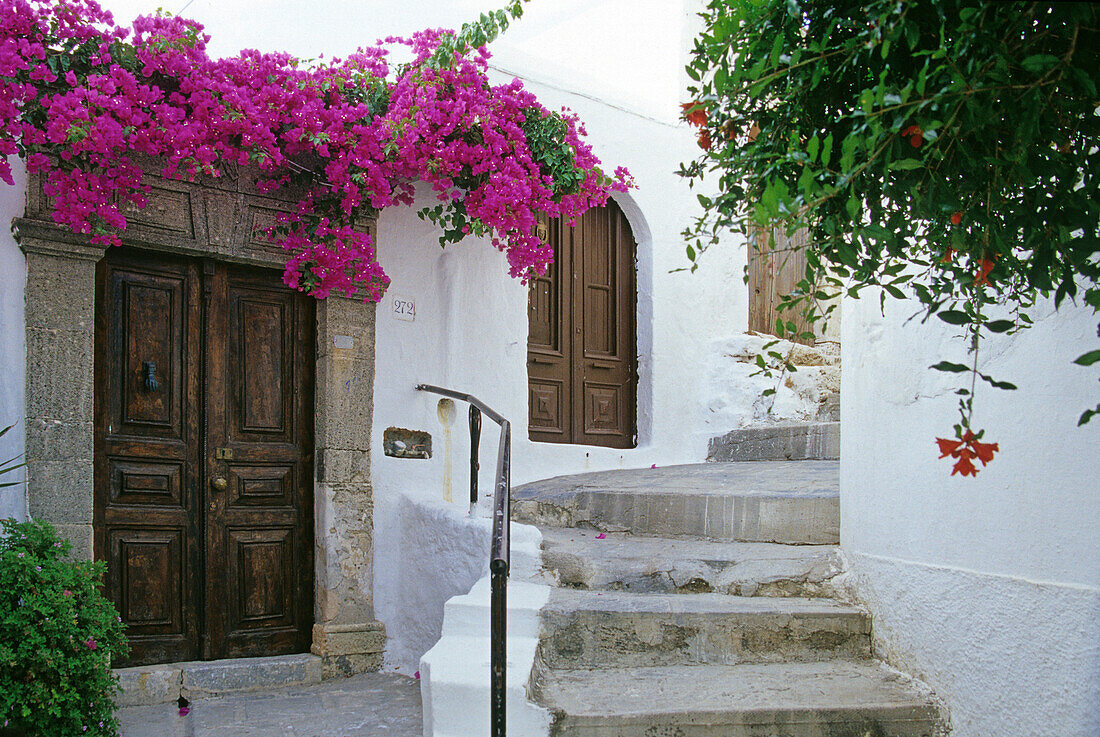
[94,250,315,667]
[527,201,637,448]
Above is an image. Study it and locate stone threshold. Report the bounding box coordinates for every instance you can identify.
[115,653,323,708]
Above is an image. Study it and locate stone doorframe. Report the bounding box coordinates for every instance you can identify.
[16,166,384,677]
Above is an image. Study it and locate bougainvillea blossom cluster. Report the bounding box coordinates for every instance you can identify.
[0,0,630,300]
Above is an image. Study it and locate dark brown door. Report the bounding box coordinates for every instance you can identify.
[94,250,314,667]
[528,201,636,448]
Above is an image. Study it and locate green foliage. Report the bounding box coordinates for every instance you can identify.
[1,519,128,737]
[681,0,1099,431]
[0,424,25,489]
[429,0,532,67]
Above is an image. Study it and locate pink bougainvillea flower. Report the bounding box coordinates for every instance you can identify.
[0,2,631,302]
[178,707,190,717]
[650,463,657,469]
[84,638,97,650]
[413,670,420,680]
[594,533,606,539]
[936,430,998,476]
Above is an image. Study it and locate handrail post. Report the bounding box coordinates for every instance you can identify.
[415,384,511,737]
[469,405,482,514]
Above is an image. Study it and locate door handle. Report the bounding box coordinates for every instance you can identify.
[530,356,556,365]
[211,477,228,492]
[590,360,615,370]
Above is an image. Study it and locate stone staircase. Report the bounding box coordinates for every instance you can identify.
[508,461,946,737]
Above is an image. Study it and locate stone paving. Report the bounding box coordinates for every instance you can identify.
[118,672,422,737]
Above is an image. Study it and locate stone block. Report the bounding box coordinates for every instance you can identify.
[25,327,95,424]
[27,460,93,524]
[22,250,99,330]
[316,448,371,484]
[115,664,182,707]
[320,653,384,680]
[311,621,386,657]
[707,422,841,462]
[181,654,322,698]
[315,355,375,451]
[24,419,92,463]
[52,523,93,561]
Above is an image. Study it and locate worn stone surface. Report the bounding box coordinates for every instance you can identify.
[181,654,322,698]
[507,460,945,737]
[312,622,386,677]
[21,240,102,556]
[538,589,870,669]
[513,463,840,544]
[115,664,183,707]
[118,671,422,737]
[707,421,841,462]
[533,661,944,737]
[538,527,842,597]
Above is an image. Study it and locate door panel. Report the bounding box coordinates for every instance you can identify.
[206,266,314,659]
[96,254,202,666]
[95,251,313,667]
[528,202,636,448]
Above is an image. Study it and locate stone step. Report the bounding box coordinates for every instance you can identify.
[708,421,841,462]
[115,653,322,707]
[539,527,842,597]
[532,661,944,737]
[512,462,839,544]
[537,589,870,669]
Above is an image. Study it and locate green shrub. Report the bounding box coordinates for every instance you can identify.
[1,519,127,737]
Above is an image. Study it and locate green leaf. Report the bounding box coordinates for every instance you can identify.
[1074,350,1100,367]
[985,319,1014,333]
[937,310,970,325]
[1021,54,1059,73]
[930,361,970,373]
[888,158,923,170]
[821,133,833,167]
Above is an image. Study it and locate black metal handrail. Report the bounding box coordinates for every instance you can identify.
[416,384,510,737]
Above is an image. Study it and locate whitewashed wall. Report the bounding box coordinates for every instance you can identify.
[0,159,26,521]
[841,291,1100,737]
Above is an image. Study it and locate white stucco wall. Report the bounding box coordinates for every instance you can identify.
[0,159,26,521]
[841,291,1100,737]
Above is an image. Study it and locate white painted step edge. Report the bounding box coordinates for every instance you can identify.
[421,578,553,737]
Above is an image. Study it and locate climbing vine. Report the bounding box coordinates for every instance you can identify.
[0,0,630,300]
[680,0,1099,475]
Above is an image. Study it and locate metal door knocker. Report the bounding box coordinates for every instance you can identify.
[142,361,159,392]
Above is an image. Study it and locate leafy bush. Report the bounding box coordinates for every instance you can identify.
[1,519,127,737]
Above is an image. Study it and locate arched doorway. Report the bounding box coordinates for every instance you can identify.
[527,200,637,448]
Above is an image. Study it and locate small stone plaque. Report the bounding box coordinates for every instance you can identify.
[333,334,354,350]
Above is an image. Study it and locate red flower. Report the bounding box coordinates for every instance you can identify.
[950,211,962,226]
[901,124,923,147]
[697,129,712,151]
[975,257,995,286]
[942,247,954,264]
[681,102,708,128]
[936,430,999,476]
